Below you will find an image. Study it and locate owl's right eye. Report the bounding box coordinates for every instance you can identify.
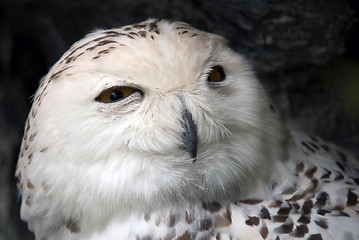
[207,65,226,82]
[96,87,140,103]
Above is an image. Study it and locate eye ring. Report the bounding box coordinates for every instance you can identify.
[95,86,141,103]
[207,65,226,82]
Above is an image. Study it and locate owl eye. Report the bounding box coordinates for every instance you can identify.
[207,65,226,82]
[96,87,139,103]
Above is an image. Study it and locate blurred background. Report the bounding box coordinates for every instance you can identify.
[1,0,358,239]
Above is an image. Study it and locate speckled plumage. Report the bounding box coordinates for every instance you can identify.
[16,19,359,240]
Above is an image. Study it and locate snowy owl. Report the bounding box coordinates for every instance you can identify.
[16,19,359,240]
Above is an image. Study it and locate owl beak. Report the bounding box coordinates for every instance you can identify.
[181,107,198,162]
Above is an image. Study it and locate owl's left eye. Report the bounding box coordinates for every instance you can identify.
[207,65,226,82]
[96,87,139,103]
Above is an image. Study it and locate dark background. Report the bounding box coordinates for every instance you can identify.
[1,0,358,239]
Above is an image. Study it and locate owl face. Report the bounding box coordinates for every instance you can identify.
[17,20,288,224]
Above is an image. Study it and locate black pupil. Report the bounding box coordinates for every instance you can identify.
[110,90,124,101]
[214,66,225,81]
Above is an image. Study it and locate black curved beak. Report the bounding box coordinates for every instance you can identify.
[182,106,198,162]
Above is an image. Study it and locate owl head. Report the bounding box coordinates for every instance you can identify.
[17,19,289,230]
